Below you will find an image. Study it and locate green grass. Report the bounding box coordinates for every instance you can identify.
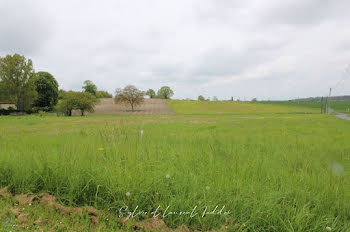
[167,100,320,114]
[0,195,123,232]
[259,100,350,113]
[0,101,350,231]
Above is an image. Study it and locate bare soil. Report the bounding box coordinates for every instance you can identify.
[0,187,211,231]
[73,98,174,115]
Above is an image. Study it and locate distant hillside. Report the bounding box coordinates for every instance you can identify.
[291,95,350,102]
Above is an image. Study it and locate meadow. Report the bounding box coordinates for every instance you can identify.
[167,100,320,114]
[258,100,350,113]
[0,101,350,231]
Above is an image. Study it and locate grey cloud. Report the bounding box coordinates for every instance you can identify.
[191,49,253,77]
[335,41,350,52]
[1,0,350,100]
[0,1,52,55]
[260,0,350,26]
[151,64,186,79]
[189,43,285,79]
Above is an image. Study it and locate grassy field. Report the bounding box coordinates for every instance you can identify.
[0,101,350,231]
[258,100,350,113]
[167,100,320,114]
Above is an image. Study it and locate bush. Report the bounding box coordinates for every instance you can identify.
[55,91,99,116]
[198,95,205,101]
[0,109,33,115]
[38,110,46,117]
[32,106,50,113]
[96,91,112,98]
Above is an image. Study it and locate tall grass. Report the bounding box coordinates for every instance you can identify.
[0,112,350,230]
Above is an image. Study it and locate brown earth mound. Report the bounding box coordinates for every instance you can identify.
[1,187,231,231]
[73,98,174,115]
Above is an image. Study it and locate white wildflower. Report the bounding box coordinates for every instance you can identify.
[206,186,210,190]
[166,174,170,179]
[326,226,332,232]
[126,192,131,197]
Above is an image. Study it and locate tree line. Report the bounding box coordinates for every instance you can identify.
[0,54,174,116]
[145,86,174,99]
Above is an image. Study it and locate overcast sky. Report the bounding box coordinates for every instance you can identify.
[1,0,350,100]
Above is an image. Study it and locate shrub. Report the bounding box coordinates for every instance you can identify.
[38,110,46,117]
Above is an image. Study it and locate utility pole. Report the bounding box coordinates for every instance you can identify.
[328,88,332,115]
[321,97,324,113]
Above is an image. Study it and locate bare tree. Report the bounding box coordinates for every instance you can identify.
[114,85,145,111]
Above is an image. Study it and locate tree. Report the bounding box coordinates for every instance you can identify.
[198,95,205,101]
[82,80,97,96]
[55,91,99,116]
[114,85,145,111]
[251,98,257,102]
[33,71,59,111]
[76,92,99,116]
[55,91,78,116]
[55,98,72,116]
[0,81,6,101]
[157,86,174,99]
[96,90,112,98]
[0,54,37,111]
[58,89,66,100]
[146,89,156,98]
[212,96,218,101]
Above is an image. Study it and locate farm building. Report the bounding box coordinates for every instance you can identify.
[0,101,16,110]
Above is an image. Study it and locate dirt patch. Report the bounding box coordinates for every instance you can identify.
[73,98,174,115]
[17,213,29,224]
[34,217,43,225]
[136,217,170,231]
[39,193,57,206]
[39,193,86,216]
[0,186,11,198]
[15,194,39,205]
[1,187,230,231]
[10,208,20,216]
[87,206,99,216]
[176,225,191,232]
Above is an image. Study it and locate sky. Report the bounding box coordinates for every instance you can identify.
[1,0,350,100]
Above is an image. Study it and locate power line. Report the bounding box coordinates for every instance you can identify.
[332,64,350,95]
